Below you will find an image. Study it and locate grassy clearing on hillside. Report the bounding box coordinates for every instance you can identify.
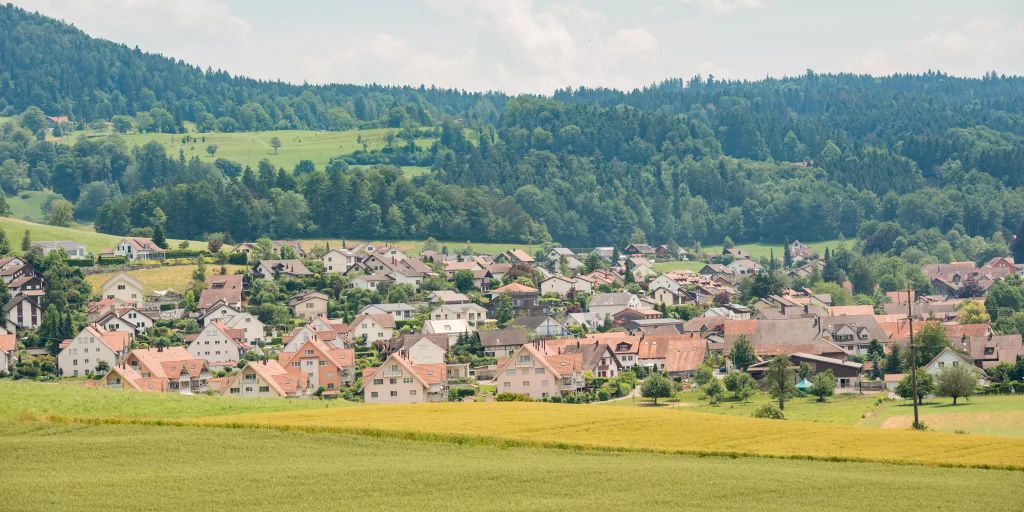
[52,127,435,172]
[196,402,1024,470]
[861,395,1024,438]
[3,421,1020,512]
[84,264,248,294]
[705,239,856,259]
[0,217,204,255]
[0,381,345,420]
[6,190,59,222]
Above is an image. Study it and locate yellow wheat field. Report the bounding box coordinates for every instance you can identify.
[186,402,1024,470]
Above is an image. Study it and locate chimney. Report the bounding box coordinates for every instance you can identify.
[803,304,809,314]
[780,304,786,315]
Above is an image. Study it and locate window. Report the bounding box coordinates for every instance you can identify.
[373,378,384,385]
[371,391,378,398]
[389,378,397,385]
[506,369,516,376]
[259,386,270,393]
[245,387,253,392]
[409,389,417,396]
[390,390,398,397]
[522,381,530,387]
[403,377,413,384]
[518,355,531,364]
[230,388,239,394]
[305,349,314,356]
[534,368,545,375]
[502,381,510,387]
[319,360,326,366]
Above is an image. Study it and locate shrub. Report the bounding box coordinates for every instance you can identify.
[448,387,476,401]
[495,392,532,402]
[227,252,249,265]
[752,404,785,420]
[97,255,127,266]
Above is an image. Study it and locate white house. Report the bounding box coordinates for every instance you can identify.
[422,319,472,344]
[4,294,42,330]
[0,334,16,375]
[349,314,396,345]
[110,237,165,261]
[57,325,130,377]
[362,353,447,404]
[100,272,144,303]
[396,334,450,364]
[923,347,989,385]
[187,321,252,365]
[322,248,357,274]
[97,307,154,334]
[589,292,642,317]
[430,303,487,327]
[360,303,417,322]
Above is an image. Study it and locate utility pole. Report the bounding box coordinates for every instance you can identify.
[906,288,920,429]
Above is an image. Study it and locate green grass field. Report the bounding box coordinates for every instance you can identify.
[705,239,856,260]
[51,127,436,172]
[6,190,60,222]
[84,264,248,294]
[0,216,203,255]
[1,381,1023,511]
[608,390,883,424]
[862,395,1024,438]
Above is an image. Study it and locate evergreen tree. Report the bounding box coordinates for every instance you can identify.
[782,237,793,268]
[21,229,30,252]
[0,230,11,255]
[152,224,168,249]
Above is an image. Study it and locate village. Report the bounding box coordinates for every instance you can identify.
[1,235,1019,405]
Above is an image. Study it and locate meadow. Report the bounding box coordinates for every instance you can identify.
[4,420,1021,512]
[651,260,706,273]
[84,264,249,295]
[2,381,1023,511]
[196,401,1024,470]
[863,395,1024,438]
[50,126,436,172]
[704,239,856,260]
[0,216,205,255]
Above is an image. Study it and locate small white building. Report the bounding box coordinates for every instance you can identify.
[322,248,357,274]
[57,325,130,377]
[100,272,144,303]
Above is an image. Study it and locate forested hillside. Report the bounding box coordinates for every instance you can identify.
[1,4,1022,251]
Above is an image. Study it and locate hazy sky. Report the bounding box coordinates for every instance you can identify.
[13,0,1024,94]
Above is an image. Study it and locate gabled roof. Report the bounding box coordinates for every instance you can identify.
[478,328,530,348]
[0,334,16,353]
[510,315,562,331]
[288,290,329,307]
[351,313,397,329]
[101,271,143,292]
[232,360,306,396]
[116,237,166,253]
[364,353,446,386]
[490,282,539,294]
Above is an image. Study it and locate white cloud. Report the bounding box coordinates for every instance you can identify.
[682,0,764,14]
[15,0,251,40]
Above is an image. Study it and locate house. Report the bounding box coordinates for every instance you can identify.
[57,324,130,377]
[547,247,576,261]
[591,333,642,368]
[288,291,329,320]
[278,339,356,393]
[747,352,864,391]
[430,302,488,326]
[624,243,656,256]
[427,290,471,304]
[233,240,306,259]
[349,314,396,345]
[252,259,312,280]
[322,248,357,274]
[724,247,750,259]
[549,339,623,378]
[108,237,166,261]
[363,353,447,404]
[359,303,417,322]
[489,283,542,316]
[0,334,15,375]
[497,248,535,265]
[99,347,210,393]
[7,274,44,296]
[703,303,753,320]
[422,319,472,343]
[613,308,663,327]
[222,360,308,398]
[350,273,394,290]
[4,293,42,330]
[186,321,253,365]
[540,275,575,296]
[788,240,813,260]
[479,328,531,358]
[564,311,605,331]
[393,333,450,364]
[100,272,144,302]
[199,302,265,343]
[97,306,154,334]
[963,333,1024,369]
[494,342,586,399]
[727,259,762,276]
[198,274,244,311]
[922,347,989,385]
[591,247,616,261]
[31,240,90,259]
[650,285,694,306]
[281,324,349,352]
[636,334,707,377]
[589,292,642,317]
[819,315,889,355]
[510,316,570,338]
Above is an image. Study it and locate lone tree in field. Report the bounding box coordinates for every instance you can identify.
[724,371,757,402]
[936,364,977,405]
[763,355,797,411]
[21,229,30,252]
[729,335,756,370]
[702,377,725,405]
[270,136,282,154]
[206,144,218,157]
[896,369,935,405]
[809,369,837,402]
[641,373,673,405]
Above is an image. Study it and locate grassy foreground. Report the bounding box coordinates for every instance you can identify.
[3,421,1021,512]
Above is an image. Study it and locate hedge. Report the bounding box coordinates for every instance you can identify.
[97,256,127,266]
[227,252,248,265]
[164,249,207,259]
[66,258,95,268]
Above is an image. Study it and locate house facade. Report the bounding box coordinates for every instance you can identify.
[363,353,447,404]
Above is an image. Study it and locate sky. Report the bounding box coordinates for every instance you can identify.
[12,0,1024,94]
